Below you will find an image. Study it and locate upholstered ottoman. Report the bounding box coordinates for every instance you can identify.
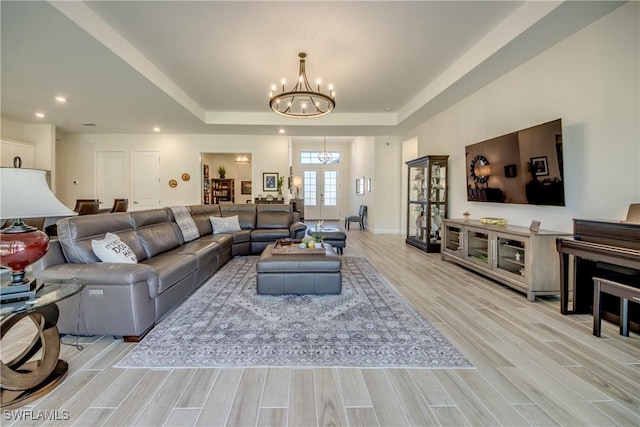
[306,226,347,254]
[256,244,342,295]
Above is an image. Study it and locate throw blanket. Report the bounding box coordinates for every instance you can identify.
[170,206,199,242]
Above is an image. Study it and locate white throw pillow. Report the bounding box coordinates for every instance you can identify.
[210,215,242,234]
[91,232,138,264]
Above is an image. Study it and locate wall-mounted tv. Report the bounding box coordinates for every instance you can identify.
[465,119,565,206]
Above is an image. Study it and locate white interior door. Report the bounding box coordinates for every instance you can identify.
[302,168,341,220]
[96,151,125,211]
[132,151,160,210]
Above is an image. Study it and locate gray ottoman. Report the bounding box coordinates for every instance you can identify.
[306,226,347,254]
[256,244,342,295]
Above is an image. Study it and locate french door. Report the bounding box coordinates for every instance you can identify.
[302,168,341,220]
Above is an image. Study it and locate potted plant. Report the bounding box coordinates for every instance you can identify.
[276,176,285,197]
[218,165,226,179]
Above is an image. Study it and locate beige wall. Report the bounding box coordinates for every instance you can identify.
[54,134,288,209]
[403,1,639,233]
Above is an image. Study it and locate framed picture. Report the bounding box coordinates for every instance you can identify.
[356,176,365,196]
[241,180,252,195]
[530,156,549,176]
[263,172,278,192]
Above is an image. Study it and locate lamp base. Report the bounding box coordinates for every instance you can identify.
[0,220,50,285]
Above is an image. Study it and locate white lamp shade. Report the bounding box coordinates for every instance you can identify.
[1,168,77,220]
[292,176,302,187]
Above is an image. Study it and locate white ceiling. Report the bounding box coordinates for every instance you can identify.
[0,1,625,136]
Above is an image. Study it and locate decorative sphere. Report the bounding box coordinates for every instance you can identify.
[298,243,307,249]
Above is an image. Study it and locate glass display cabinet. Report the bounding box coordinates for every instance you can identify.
[406,155,449,252]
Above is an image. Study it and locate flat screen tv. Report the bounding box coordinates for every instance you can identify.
[465,118,565,206]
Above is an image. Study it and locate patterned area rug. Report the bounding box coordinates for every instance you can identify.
[116,256,472,368]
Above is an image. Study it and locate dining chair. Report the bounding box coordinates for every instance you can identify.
[74,199,100,215]
[110,198,129,213]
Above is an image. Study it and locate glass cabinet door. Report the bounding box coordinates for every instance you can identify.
[444,225,462,253]
[408,165,427,202]
[408,202,428,246]
[429,161,447,242]
[466,229,490,265]
[496,236,527,277]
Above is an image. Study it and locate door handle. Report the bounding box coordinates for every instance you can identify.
[134,201,139,204]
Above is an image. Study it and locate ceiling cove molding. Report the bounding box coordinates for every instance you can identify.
[397,0,563,125]
[49,0,207,122]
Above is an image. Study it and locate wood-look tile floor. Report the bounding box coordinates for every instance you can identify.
[2,225,639,426]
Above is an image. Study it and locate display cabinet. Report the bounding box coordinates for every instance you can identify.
[441,219,570,301]
[406,155,449,252]
[211,179,235,204]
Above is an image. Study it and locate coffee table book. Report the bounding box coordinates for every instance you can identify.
[1,278,43,302]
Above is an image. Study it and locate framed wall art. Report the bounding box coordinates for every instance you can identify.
[263,172,278,192]
[241,180,252,195]
[356,176,365,196]
[530,156,549,176]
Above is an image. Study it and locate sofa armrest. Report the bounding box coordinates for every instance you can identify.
[290,221,307,239]
[38,262,160,298]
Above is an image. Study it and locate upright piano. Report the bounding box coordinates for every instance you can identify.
[556,218,640,332]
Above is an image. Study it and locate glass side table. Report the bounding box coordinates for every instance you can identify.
[1,280,84,409]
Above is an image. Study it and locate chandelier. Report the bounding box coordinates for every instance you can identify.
[318,137,333,164]
[270,52,335,118]
[234,154,250,164]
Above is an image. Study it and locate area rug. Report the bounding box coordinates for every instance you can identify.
[116,256,472,369]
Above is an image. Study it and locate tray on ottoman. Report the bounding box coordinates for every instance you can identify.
[271,239,327,254]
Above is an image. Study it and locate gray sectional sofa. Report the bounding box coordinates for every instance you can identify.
[34,203,305,341]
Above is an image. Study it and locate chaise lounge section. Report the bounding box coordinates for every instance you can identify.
[34,204,306,341]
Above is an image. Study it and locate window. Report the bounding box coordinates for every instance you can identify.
[303,170,317,205]
[300,151,340,164]
[324,171,337,206]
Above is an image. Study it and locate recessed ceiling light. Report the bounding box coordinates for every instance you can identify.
[81,123,96,127]
[54,96,67,103]
[279,129,285,134]
[384,107,391,111]
[35,112,45,118]
[153,127,161,132]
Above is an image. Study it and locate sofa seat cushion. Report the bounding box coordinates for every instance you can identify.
[178,240,221,268]
[141,252,197,295]
[251,228,291,242]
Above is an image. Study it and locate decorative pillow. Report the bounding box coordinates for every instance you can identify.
[210,215,242,234]
[91,232,138,264]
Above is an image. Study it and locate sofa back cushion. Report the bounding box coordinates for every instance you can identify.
[188,204,221,236]
[57,212,146,263]
[256,204,293,229]
[220,204,257,230]
[131,209,183,258]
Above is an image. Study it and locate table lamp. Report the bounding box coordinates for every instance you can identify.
[0,167,77,285]
[292,176,302,199]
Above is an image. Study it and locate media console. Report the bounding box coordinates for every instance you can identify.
[442,219,569,301]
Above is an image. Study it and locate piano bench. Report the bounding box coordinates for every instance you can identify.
[593,277,640,337]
